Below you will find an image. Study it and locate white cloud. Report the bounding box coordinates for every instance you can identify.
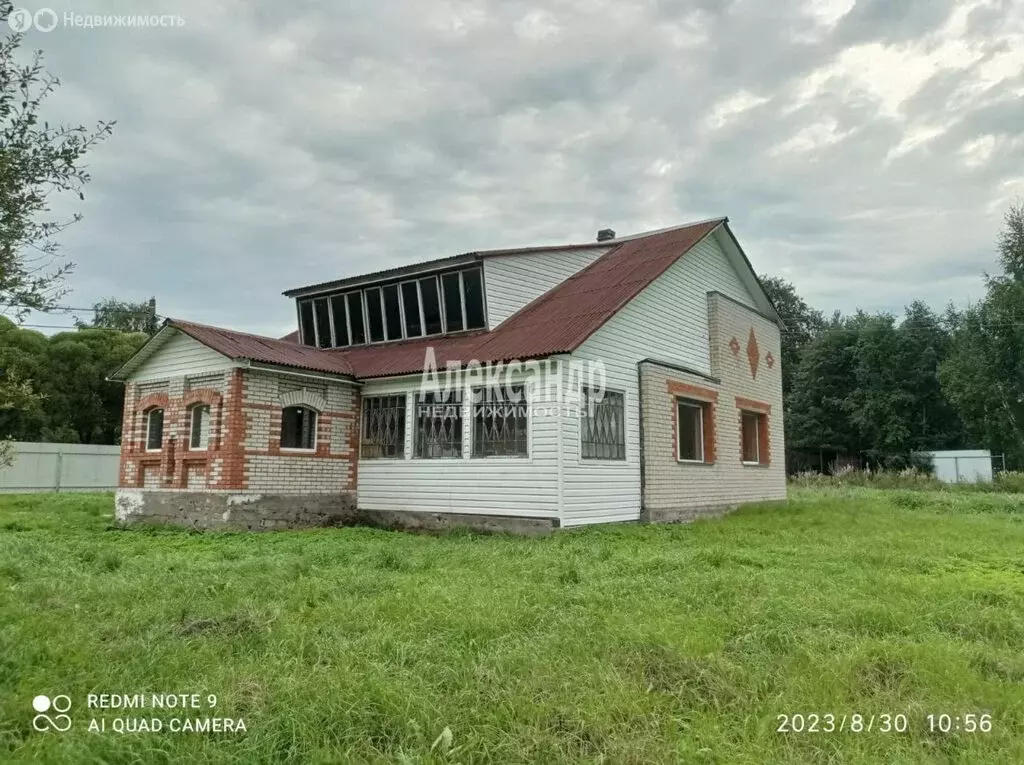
[15,0,1024,335]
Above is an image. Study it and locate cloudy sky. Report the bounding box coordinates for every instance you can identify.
[13,0,1024,337]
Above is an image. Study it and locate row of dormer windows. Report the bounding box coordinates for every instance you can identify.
[298,266,487,348]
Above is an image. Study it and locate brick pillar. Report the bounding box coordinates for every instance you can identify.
[213,369,247,490]
[118,383,137,487]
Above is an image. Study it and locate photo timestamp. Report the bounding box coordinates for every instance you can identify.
[776,713,994,734]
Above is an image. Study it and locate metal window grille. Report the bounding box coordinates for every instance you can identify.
[472,385,528,457]
[361,395,406,459]
[581,388,625,460]
[415,391,463,458]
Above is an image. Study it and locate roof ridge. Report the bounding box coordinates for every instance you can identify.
[167,317,303,346]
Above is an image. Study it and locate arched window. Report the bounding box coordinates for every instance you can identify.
[281,406,317,450]
[189,404,211,450]
[145,408,164,451]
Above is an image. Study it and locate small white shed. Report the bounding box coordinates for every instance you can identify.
[927,449,993,484]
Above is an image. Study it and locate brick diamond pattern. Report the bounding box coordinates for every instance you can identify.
[729,336,741,357]
[746,328,760,379]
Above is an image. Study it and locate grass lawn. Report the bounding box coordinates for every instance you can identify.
[2,489,1024,764]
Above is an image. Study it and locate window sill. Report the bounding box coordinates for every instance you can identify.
[742,460,769,467]
[677,458,713,465]
[145,448,162,453]
[280,447,317,453]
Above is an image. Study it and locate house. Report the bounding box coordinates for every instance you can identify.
[110,218,786,532]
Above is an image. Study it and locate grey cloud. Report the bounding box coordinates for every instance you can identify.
[15,0,1024,335]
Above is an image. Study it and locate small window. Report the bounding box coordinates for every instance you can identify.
[442,272,464,333]
[420,277,443,335]
[347,292,366,345]
[281,406,317,450]
[462,268,486,329]
[581,388,625,460]
[365,287,385,342]
[677,400,705,462]
[402,282,423,338]
[298,300,316,347]
[331,295,349,347]
[741,411,763,464]
[146,408,164,451]
[189,404,211,450]
[314,297,332,348]
[382,284,403,340]
[361,395,407,459]
[472,385,528,457]
[415,390,463,458]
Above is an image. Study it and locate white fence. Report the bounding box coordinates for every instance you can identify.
[926,449,996,484]
[0,442,121,493]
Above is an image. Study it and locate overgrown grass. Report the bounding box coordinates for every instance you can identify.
[2,490,1024,763]
[790,468,1024,494]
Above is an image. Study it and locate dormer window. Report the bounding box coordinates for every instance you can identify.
[296,266,486,348]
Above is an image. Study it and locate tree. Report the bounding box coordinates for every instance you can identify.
[941,202,1024,466]
[77,297,158,335]
[0,2,114,463]
[0,318,146,444]
[759,275,826,469]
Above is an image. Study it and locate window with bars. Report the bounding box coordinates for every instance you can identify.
[297,267,486,347]
[472,384,528,457]
[580,388,625,460]
[415,390,463,459]
[281,406,317,450]
[361,395,407,459]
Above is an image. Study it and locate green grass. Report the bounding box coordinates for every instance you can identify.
[2,489,1024,764]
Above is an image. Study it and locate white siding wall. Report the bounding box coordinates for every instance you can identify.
[562,229,759,526]
[130,332,234,382]
[484,247,610,327]
[357,369,561,518]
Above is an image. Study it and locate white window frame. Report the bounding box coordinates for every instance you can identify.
[280,405,318,452]
[741,410,761,465]
[413,389,466,461]
[676,399,705,463]
[145,408,164,452]
[359,394,408,460]
[470,384,530,459]
[188,404,211,451]
[580,386,627,462]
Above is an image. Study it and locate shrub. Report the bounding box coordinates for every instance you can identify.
[789,467,1024,494]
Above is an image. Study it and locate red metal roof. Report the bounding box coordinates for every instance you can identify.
[151,219,723,381]
[341,218,723,378]
[170,319,355,376]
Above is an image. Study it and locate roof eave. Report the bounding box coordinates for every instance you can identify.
[107,322,179,381]
[715,220,785,327]
[282,253,482,299]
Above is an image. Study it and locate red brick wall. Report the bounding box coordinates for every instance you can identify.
[118,368,358,495]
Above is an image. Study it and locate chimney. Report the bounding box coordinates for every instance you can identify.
[597,228,616,242]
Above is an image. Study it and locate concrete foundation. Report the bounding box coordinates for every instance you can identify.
[641,503,735,524]
[355,509,557,535]
[114,490,556,534]
[114,490,357,531]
